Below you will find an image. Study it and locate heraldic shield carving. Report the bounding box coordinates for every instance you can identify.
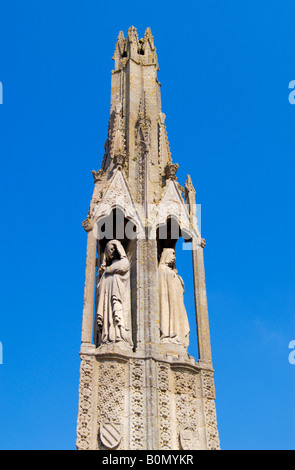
[179,427,199,450]
[100,422,122,449]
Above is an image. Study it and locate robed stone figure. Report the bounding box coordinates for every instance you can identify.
[159,248,190,348]
[96,240,133,347]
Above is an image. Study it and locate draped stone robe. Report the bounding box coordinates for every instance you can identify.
[159,258,190,348]
[96,242,133,347]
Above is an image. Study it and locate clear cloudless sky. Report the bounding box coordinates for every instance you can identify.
[0,0,294,450]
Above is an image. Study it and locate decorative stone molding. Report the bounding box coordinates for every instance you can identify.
[158,363,173,450]
[130,360,145,450]
[201,369,220,450]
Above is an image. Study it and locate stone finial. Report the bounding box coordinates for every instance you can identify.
[144,27,153,38]
[184,174,197,228]
[140,27,158,68]
[127,26,138,42]
[185,174,196,195]
[115,30,126,53]
[158,113,172,170]
[158,112,166,125]
[127,26,139,60]
[113,31,127,70]
[117,30,125,41]
[144,27,154,48]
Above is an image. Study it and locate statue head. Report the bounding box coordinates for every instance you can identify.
[106,242,116,261]
[104,239,127,264]
[159,248,176,268]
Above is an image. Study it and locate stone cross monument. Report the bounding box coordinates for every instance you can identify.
[76,27,220,451]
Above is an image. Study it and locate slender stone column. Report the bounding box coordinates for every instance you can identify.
[192,238,212,366]
[135,237,160,449]
[81,227,97,345]
[136,238,160,354]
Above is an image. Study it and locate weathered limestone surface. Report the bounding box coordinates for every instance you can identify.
[76,27,220,450]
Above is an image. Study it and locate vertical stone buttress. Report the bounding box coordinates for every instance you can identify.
[76,27,220,450]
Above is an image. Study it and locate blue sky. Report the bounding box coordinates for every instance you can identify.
[0,0,294,450]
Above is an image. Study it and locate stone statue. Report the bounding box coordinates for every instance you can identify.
[158,248,190,348]
[96,240,133,347]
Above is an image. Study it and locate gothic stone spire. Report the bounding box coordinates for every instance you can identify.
[97,27,171,208]
[77,28,220,452]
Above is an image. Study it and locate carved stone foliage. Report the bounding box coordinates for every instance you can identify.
[158,363,173,450]
[97,359,126,450]
[203,399,220,450]
[173,367,201,450]
[201,370,216,399]
[201,370,220,450]
[130,360,145,450]
[76,355,95,450]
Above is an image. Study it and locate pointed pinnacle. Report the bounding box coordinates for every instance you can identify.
[117,30,125,40]
[127,26,138,41]
[144,27,153,38]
